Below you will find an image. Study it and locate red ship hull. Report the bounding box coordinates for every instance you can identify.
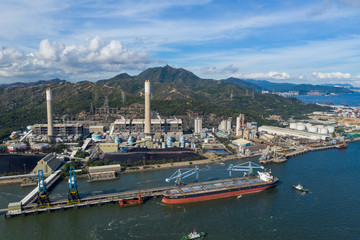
[162,183,275,204]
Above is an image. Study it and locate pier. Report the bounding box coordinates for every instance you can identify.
[5,185,175,218]
[5,175,273,219]
[286,144,342,158]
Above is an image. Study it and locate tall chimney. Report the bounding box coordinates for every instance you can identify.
[46,88,54,142]
[144,80,151,136]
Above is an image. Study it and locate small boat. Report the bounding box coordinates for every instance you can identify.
[237,195,242,199]
[118,190,143,207]
[182,228,207,240]
[292,184,309,192]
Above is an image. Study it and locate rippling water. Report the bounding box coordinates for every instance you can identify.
[1,142,360,239]
[296,93,360,106]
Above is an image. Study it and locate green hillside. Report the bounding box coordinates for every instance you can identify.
[0,65,327,140]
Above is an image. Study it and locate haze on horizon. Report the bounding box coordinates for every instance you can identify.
[1,0,360,86]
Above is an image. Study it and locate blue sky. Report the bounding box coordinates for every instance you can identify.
[1,0,360,86]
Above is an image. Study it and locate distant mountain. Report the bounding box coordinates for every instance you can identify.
[0,78,66,89]
[0,65,328,140]
[225,78,354,94]
[223,77,262,91]
[320,83,355,89]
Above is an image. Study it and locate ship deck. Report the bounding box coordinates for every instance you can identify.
[165,176,277,197]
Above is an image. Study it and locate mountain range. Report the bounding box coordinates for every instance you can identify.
[225,78,354,94]
[0,65,328,140]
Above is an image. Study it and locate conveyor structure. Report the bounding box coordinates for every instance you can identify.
[227,161,264,177]
[165,166,200,186]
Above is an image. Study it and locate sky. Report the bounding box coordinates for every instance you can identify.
[1,0,360,86]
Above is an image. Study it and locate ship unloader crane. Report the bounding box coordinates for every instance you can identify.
[227,161,264,177]
[68,167,80,204]
[37,170,50,207]
[165,166,200,186]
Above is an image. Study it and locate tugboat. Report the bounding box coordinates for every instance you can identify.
[292,184,309,192]
[182,228,207,240]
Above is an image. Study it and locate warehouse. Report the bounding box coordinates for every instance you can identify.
[258,126,330,141]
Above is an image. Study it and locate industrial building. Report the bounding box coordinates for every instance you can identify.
[194,117,202,135]
[110,118,182,136]
[32,124,84,136]
[88,164,121,182]
[31,153,64,176]
[258,126,330,141]
[109,80,183,138]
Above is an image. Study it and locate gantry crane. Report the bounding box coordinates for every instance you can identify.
[37,170,50,207]
[165,166,200,186]
[68,167,80,204]
[227,161,264,177]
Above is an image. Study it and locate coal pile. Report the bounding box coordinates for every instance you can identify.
[0,154,43,174]
[102,147,205,166]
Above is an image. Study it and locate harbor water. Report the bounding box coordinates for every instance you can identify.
[296,92,360,106]
[1,141,360,239]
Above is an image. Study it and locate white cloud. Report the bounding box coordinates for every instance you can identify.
[0,37,151,79]
[200,65,239,75]
[231,71,291,80]
[312,72,351,79]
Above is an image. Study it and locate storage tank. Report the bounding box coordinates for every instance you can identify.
[289,123,297,129]
[92,133,102,140]
[327,126,335,133]
[320,128,329,134]
[308,126,318,133]
[296,124,305,131]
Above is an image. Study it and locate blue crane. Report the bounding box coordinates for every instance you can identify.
[68,167,77,191]
[37,170,50,207]
[165,166,200,186]
[227,161,264,177]
[68,167,80,204]
[38,170,46,193]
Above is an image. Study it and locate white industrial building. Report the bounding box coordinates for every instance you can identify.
[194,117,202,135]
[289,122,335,135]
[258,126,330,141]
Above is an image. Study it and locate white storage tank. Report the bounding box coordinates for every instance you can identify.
[327,126,335,133]
[305,123,312,130]
[289,123,297,129]
[320,128,329,134]
[316,125,324,133]
[296,123,305,131]
[308,126,318,133]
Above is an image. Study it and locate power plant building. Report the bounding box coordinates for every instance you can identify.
[32,124,84,136]
[111,119,182,136]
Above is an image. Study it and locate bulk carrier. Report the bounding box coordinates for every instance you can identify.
[162,170,278,204]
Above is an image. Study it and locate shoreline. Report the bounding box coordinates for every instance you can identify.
[121,152,261,174]
[1,138,359,184]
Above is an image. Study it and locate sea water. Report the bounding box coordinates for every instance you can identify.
[1,141,360,239]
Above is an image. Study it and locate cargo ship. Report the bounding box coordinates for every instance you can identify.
[162,171,278,204]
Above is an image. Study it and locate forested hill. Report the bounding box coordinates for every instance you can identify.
[0,65,327,139]
[226,78,354,94]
